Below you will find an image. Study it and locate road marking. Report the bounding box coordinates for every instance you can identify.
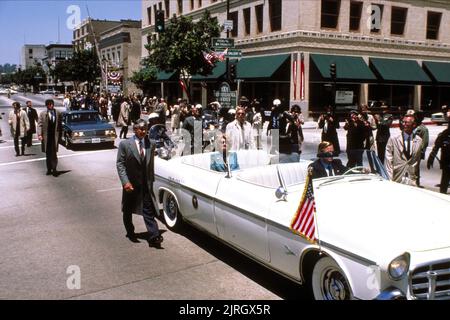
[0,143,42,149]
[96,187,122,193]
[0,149,114,167]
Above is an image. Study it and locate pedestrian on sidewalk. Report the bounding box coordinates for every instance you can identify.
[118,97,131,139]
[38,99,62,176]
[8,102,29,156]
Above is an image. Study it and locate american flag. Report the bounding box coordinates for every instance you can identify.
[290,172,317,243]
[203,51,216,66]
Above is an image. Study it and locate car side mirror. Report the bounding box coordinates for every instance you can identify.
[275,186,288,201]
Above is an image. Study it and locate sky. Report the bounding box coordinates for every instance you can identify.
[0,0,141,65]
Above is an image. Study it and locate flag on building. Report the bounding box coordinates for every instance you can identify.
[290,171,317,243]
[292,53,298,100]
[216,48,228,61]
[300,53,305,100]
[203,51,216,66]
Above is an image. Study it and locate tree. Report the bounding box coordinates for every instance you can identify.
[68,49,101,92]
[143,10,221,101]
[130,65,158,90]
[13,65,47,91]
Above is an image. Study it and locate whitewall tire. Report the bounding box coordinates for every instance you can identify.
[312,257,353,300]
[162,192,182,231]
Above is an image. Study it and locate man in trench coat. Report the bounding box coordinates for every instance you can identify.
[38,99,62,176]
[116,119,163,247]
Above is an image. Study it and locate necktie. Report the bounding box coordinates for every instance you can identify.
[406,135,411,157]
[139,140,144,159]
[327,165,334,176]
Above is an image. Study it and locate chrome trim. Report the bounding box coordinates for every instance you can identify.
[409,259,450,300]
[374,287,406,300]
[320,241,377,266]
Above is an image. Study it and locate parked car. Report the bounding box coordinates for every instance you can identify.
[39,89,60,95]
[431,112,449,125]
[61,110,116,149]
[153,148,450,300]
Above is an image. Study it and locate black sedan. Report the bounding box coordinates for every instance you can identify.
[61,110,117,149]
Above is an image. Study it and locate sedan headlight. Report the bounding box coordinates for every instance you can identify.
[72,131,85,137]
[388,253,410,280]
[105,129,116,136]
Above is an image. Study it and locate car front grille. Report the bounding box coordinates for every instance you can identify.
[82,130,102,137]
[410,260,450,300]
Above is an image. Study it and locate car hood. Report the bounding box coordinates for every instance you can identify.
[314,177,450,263]
[66,122,113,131]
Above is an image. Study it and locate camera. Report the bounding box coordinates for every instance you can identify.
[283,111,297,122]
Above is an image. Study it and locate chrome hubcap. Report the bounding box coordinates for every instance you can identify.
[322,269,350,300]
[165,195,177,220]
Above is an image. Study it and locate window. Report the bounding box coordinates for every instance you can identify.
[370,4,384,33]
[158,2,162,10]
[427,11,442,40]
[349,1,363,31]
[243,8,251,35]
[153,4,157,22]
[391,7,407,35]
[147,7,152,25]
[269,0,282,31]
[29,48,33,54]
[229,11,238,37]
[165,0,170,17]
[147,35,152,45]
[198,0,202,8]
[321,0,341,29]
[190,0,194,11]
[177,0,183,14]
[255,4,264,34]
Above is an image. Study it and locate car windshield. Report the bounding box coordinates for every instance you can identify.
[68,113,100,123]
[301,149,389,182]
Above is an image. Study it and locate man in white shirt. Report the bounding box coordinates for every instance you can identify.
[225,106,254,151]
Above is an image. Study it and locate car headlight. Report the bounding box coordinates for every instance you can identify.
[72,131,85,137]
[105,130,116,136]
[388,253,410,280]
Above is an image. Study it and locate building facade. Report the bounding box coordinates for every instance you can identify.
[99,20,142,95]
[42,44,74,90]
[141,0,450,117]
[73,19,125,52]
[20,44,46,69]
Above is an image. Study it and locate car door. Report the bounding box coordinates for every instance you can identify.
[214,176,274,262]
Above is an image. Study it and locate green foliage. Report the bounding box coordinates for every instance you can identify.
[130,65,157,89]
[69,50,101,90]
[143,10,221,99]
[13,65,46,90]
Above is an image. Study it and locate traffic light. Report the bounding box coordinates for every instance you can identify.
[155,10,165,33]
[330,63,337,81]
[228,62,237,82]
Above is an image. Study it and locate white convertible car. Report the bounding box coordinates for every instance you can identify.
[153,149,450,300]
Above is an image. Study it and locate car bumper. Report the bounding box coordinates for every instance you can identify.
[69,136,116,144]
[374,287,406,300]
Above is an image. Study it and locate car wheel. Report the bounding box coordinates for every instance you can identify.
[312,257,353,300]
[162,192,182,231]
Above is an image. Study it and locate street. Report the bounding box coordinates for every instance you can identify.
[0,93,447,300]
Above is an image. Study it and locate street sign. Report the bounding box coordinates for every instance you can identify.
[225,49,242,58]
[223,20,233,31]
[214,82,237,108]
[212,38,234,49]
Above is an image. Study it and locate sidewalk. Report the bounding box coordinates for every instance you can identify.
[302,118,436,129]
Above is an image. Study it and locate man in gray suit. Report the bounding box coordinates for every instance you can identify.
[38,99,62,176]
[116,119,163,247]
[385,114,423,186]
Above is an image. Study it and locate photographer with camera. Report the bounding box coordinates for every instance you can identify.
[279,105,304,163]
[318,105,340,155]
[344,110,366,167]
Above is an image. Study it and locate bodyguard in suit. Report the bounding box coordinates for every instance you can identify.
[116,119,163,247]
[309,141,348,179]
[38,99,62,176]
[24,100,38,147]
[385,114,423,185]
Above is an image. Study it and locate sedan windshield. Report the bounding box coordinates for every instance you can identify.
[68,113,100,123]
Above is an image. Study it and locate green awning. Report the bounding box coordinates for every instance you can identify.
[191,61,227,80]
[423,61,450,84]
[310,54,376,81]
[156,71,177,81]
[369,58,431,83]
[236,54,290,79]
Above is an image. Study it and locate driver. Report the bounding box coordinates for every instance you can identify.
[309,141,348,179]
